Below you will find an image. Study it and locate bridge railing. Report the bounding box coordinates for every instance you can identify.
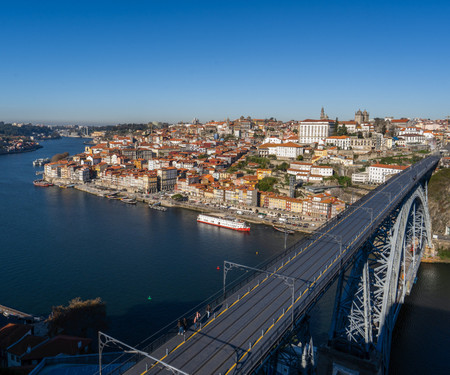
[241,243,349,373]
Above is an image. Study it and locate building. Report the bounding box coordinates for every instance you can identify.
[256,169,272,180]
[157,167,177,191]
[298,120,336,145]
[302,193,345,218]
[325,135,351,150]
[351,172,369,184]
[355,109,369,125]
[273,142,303,159]
[0,323,33,367]
[310,165,334,177]
[258,142,303,159]
[368,164,408,184]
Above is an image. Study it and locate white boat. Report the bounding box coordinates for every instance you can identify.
[32,158,50,167]
[197,214,250,232]
[121,197,137,204]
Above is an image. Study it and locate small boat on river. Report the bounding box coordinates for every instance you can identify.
[33,180,53,187]
[121,197,137,205]
[273,226,295,234]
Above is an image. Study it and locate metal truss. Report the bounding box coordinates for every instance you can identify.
[261,315,316,375]
[329,184,432,373]
[98,332,189,375]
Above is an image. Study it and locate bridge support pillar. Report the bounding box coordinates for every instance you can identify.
[261,315,316,375]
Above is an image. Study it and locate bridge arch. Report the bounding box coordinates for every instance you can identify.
[330,183,433,372]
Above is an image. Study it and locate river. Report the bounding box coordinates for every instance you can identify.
[0,137,448,374]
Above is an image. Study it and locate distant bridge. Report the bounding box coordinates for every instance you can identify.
[98,154,440,375]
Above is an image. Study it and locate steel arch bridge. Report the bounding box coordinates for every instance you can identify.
[324,182,433,374]
[97,154,440,375]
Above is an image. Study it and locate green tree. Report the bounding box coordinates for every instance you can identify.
[337,176,352,187]
[257,177,278,192]
[276,162,290,171]
[337,124,348,136]
[296,155,304,161]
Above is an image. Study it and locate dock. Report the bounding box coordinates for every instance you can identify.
[0,304,34,320]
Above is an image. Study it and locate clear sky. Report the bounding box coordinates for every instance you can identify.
[1,0,449,125]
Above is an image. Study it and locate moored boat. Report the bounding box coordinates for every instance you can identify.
[273,226,295,234]
[32,158,50,167]
[106,194,121,199]
[197,214,250,232]
[33,179,53,187]
[121,197,137,204]
[149,203,167,211]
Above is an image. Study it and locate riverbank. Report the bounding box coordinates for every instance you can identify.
[43,179,319,233]
[421,257,450,264]
[0,144,43,155]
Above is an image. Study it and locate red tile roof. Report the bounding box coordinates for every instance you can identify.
[0,324,32,350]
[8,335,46,356]
[21,335,91,361]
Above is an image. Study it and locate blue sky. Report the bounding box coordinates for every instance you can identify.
[1,0,449,125]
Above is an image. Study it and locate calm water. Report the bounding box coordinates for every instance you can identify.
[0,138,304,344]
[0,138,448,374]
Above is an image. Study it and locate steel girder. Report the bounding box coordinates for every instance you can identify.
[329,183,432,372]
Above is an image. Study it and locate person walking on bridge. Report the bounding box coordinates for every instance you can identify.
[206,304,211,319]
[194,311,201,330]
[177,319,184,335]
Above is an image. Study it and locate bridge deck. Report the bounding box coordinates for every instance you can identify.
[124,155,439,375]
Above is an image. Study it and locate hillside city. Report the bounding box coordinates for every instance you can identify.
[29,109,450,232]
[1,109,449,371]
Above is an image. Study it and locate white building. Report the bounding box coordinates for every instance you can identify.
[310,165,334,177]
[368,164,408,184]
[352,172,369,184]
[273,142,303,159]
[298,119,336,144]
[263,136,282,144]
[398,127,423,136]
[325,136,351,150]
[398,134,426,145]
[290,162,313,172]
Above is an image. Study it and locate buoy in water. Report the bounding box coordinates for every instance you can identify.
[256,251,259,255]
[216,266,220,270]
[148,296,152,300]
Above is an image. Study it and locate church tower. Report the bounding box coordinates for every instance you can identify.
[363,110,369,123]
[320,107,328,120]
[355,109,363,125]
